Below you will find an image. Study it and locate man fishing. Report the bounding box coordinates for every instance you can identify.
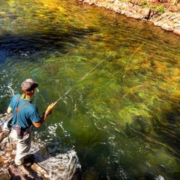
[6,78,57,176]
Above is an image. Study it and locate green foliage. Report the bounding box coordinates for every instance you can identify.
[157,5,165,13]
[150,5,165,13]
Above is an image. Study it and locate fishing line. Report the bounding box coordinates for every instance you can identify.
[122,41,146,82]
[55,53,111,103]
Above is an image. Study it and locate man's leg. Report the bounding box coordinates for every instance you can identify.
[15,131,32,165]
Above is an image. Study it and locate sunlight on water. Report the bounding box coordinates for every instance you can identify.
[0,0,180,179]
[30,124,81,180]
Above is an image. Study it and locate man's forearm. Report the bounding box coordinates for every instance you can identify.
[33,112,50,128]
[40,112,49,124]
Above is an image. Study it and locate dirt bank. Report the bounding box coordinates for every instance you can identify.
[81,0,180,36]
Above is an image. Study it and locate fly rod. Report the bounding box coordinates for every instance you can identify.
[122,41,146,82]
[55,53,111,103]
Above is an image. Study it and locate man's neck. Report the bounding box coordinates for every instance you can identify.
[21,94,32,101]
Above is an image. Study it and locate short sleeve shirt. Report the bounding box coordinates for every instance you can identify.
[9,94,41,129]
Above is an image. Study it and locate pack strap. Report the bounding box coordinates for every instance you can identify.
[16,102,30,114]
[15,95,30,126]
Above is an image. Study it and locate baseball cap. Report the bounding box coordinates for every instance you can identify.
[21,78,39,92]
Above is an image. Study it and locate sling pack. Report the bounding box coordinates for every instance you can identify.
[14,95,30,139]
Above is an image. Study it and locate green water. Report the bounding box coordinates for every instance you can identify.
[0,0,180,179]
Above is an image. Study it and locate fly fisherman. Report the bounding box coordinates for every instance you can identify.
[6,78,57,176]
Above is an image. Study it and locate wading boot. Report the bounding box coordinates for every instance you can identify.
[17,164,34,179]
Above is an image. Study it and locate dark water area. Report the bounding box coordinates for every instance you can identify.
[0,0,180,179]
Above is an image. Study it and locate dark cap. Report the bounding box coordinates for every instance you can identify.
[21,78,38,92]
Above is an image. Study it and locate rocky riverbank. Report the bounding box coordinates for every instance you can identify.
[81,0,180,36]
[0,114,80,180]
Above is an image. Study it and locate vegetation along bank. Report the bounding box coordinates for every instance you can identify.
[80,0,180,36]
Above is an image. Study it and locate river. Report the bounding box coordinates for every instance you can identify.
[0,0,180,179]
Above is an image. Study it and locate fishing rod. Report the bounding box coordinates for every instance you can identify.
[55,53,111,103]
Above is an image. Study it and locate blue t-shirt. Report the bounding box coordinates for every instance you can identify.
[9,94,41,129]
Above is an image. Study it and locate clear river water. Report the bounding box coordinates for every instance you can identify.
[0,0,180,179]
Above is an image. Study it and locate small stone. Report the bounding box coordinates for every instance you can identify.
[142,8,151,19]
[169,5,178,12]
[173,28,180,35]
[0,173,9,180]
[161,24,174,31]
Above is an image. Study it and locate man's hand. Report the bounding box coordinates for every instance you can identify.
[45,102,57,115]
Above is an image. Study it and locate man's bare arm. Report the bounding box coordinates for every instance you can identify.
[33,102,57,128]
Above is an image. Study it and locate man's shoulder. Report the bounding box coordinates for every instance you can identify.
[10,94,21,104]
[25,103,37,110]
[12,94,21,100]
[13,94,20,98]
[24,104,40,120]
[22,103,38,117]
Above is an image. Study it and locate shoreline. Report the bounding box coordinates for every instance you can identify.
[81,0,180,36]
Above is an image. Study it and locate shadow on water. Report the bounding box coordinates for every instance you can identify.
[0,50,7,65]
[125,96,180,180]
[0,27,98,64]
[149,95,180,154]
[151,99,180,180]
